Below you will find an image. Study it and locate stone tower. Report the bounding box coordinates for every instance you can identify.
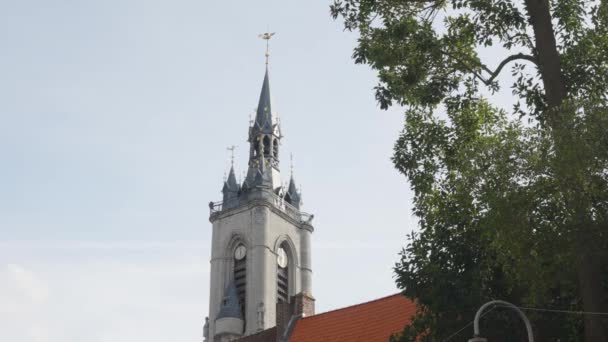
[205,64,314,342]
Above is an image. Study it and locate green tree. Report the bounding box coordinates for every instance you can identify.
[331,0,608,340]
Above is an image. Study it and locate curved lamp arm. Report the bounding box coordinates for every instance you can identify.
[472,300,534,342]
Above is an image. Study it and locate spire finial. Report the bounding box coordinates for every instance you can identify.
[258,32,275,65]
[227,145,237,167]
[290,153,294,177]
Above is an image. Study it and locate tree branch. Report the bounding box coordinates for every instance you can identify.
[481,53,538,84]
[438,50,537,87]
[438,49,492,85]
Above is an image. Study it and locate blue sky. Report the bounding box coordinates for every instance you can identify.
[0,1,419,341]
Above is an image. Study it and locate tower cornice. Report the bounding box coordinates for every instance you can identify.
[210,192,312,229]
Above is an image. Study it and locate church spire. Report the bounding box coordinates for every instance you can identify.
[252,32,278,137]
[244,34,282,191]
[253,67,274,134]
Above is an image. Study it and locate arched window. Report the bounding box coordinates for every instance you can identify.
[273,138,278,158]
[276,243,289,303]
[233,244,247,316]
[263,136,270,156]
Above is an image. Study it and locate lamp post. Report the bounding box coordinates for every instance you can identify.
[468,300,534,342]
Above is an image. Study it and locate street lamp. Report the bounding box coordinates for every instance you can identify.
[468,300,534,342]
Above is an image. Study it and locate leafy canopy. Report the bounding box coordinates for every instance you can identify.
[332,0,608,341]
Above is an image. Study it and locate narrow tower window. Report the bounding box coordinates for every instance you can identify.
[233,244,247,316]
[253,140,260,158]
[276,245,289,303]
[273,138,278,158]
[263,136,270,156]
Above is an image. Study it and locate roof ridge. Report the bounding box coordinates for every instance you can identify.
[234,326,277,342]
[243,326,276,337]
[300,293,406,320]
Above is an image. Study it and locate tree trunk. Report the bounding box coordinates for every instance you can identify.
[523,0,567,111]
[523,1,608,341]
[577,231,608,342]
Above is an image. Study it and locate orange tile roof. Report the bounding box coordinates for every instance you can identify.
[289,293,417,342]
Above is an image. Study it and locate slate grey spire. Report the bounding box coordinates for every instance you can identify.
[217,281,243,319]
[285,175,301,209]
[245,66,282,191]
[253,67,274,135]
[224,166,238,190]
[222,166,240,209]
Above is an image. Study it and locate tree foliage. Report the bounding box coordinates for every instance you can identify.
[331,0,608,340]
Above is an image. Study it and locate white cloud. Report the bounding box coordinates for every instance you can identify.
[0,240,207,250]
[0,264,52,342]
[6,263,50,303]
[0,252,209,342]
[27,325,51,342]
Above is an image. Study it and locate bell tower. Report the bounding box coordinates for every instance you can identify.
[205,36,314,342]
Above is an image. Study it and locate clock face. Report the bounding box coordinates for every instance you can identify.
[234,245,246,260]
[277,247,288,268]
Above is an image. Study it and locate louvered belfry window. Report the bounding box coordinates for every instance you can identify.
[234,245,247,316]
[277,245,289,303]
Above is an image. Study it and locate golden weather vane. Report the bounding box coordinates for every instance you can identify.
[258,32,275,65]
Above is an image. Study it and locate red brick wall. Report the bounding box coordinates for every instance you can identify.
[275,301,292,339]
[293,293,315,317]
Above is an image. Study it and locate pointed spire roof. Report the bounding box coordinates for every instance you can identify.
[222,166,240,209]
[224,166,238,192]
[285,175,301,209]
[217,281,243,320]
[252,67,275,135]
[244,64,282,192]
[287,175,298,195]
